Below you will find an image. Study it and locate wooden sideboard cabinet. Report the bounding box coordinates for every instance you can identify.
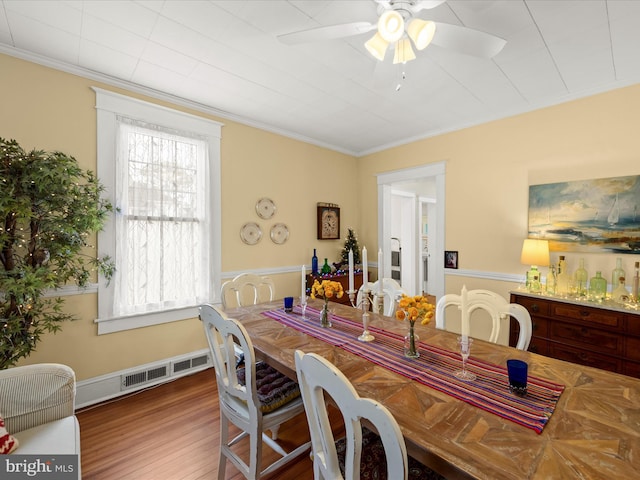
[306,272,363,306]
[510,292,640,379]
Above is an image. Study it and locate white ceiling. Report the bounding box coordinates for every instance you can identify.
[1,0,640,156]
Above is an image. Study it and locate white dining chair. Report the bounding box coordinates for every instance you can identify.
[356,278,406,316]
[294,350,444,480]
[435,286,532,350]
[200,304,310,480]
[220,272,276,365]
[221,273,276,309]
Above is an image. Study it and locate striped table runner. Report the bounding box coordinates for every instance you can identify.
[263,305,564,434]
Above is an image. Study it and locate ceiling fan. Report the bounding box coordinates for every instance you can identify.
[278,0,506,64]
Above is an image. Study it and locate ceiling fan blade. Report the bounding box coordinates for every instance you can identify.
[431,22,506,58]
[278,22,376,45]
[413,0,448,12]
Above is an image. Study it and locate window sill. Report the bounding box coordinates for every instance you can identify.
[95,306,202,334]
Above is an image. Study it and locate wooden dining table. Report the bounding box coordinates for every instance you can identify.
[224,298,640,480]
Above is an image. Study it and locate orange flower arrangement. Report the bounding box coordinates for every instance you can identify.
[311,279,344,328]
[310,279,344,301]
[395,294,435,326]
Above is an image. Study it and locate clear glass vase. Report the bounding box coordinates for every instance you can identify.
[404,320,419,358]
[320,301,332,328]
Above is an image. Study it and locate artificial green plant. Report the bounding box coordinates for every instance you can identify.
[0,137,114,369]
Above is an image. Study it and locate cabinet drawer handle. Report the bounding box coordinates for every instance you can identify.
[531,304,539,313]
[578,352,589,361]
[579,310,590,317]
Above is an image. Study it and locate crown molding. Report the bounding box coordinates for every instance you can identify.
[0,45,356,157]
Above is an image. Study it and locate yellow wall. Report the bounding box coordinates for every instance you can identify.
[3,52,640,379]
[1,54,356,379]
[358,84,640,302]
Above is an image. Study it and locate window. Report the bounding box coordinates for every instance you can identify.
[94,88,222,334]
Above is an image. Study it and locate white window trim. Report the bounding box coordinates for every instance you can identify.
[93,87,222,334]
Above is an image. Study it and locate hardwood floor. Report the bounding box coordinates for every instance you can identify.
[76,368,316,480]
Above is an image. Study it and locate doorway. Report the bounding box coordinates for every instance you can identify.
[377,162,445,299]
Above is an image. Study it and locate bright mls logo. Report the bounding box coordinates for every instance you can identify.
[2,455,78,479]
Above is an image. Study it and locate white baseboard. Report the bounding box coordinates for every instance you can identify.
[75,348,212,409]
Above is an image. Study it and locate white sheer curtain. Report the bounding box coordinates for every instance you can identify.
[114,117,211,316]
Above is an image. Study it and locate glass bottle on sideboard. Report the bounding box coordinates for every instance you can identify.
[546,265,557,295]
[611,257,625,294]
[321,258,331,274]
[589,271,607,302]
[312,248,318,275]
[612,276,630,303]
[556,256,570,296]
[632,261,640,302]
[574,258,588,298]
[529,270,541,293]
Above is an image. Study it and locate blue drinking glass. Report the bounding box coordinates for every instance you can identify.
[284,296,294,313]
[507,359,528,396]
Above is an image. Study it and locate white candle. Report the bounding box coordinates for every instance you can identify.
[377,248,383,295]
[461,285,470,338]
[362,247,368,290]
[348,249,354,292]
[301,265,306,304]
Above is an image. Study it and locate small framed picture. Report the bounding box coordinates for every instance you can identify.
[445,251,458,269]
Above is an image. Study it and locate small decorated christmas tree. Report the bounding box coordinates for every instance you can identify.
[340,228,361,267]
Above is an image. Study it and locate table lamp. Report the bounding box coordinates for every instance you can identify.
[520,239,550,292]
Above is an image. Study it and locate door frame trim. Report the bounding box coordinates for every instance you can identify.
[377,162,446,298]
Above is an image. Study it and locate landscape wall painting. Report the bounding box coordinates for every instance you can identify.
[528,175,640,254]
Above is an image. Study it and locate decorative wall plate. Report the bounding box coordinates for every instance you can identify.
[255,197,276,219]
[270,223,289,244]
[240,222,262,245]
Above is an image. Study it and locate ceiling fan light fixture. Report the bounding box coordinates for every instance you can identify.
[365,32,389,61]
[378,10,405,43]
[393,37,416,64]
[407,19,436,50]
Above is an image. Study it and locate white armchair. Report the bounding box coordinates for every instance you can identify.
[0,363,81,463]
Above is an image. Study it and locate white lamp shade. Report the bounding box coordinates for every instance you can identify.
[393,38,416,64]
[365,32,389,61]
[378,10,405,43]
[520,239,550,266]
[407,19,436,50]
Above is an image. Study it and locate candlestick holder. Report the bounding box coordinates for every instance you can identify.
[357,288,375,342]
[348,290,357,307]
